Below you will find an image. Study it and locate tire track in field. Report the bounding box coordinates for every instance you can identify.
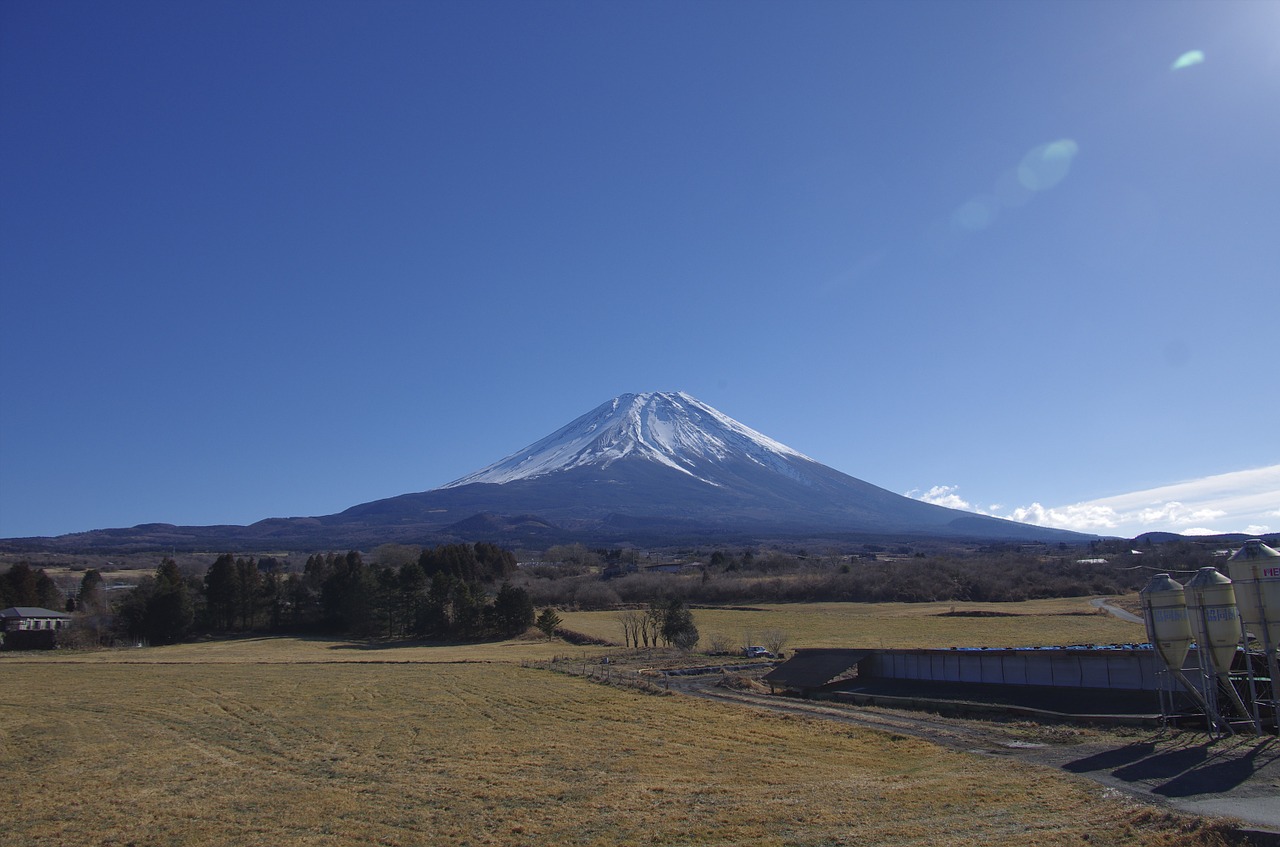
[670,678,1062,755]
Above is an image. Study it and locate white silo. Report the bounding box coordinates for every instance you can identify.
[1228,539,1280,650]
[1185,566,1252,730]
[1140,573,1215,725]
[1141,573,1193,672]
[1227,539,1280,717]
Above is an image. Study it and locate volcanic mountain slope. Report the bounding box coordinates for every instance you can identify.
[329,392,1082,543]
[5,391,1091,551]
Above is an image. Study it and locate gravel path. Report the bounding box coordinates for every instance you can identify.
[1091,597,1145,625]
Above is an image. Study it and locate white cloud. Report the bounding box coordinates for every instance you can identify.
[1005,502,1121,532]
[906,485,975,511]
[908,464,1280,537]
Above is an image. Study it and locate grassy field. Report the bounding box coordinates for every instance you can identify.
[7,632,578,665]
[560,596,1146,651]
[5,595,1145,667]
[3,597,1229,847]
[0,658,1231,847]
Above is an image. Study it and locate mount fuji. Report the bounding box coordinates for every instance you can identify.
[7,392,1091,551]
[321,391,1086,545]
[447,391,820,491]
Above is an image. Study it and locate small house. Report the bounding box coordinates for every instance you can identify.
[1,606,73,650]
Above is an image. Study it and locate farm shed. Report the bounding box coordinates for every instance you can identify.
[865,646,1159,690]
[765,646,1177,721]
[761,649,870,696]
[1,606,73,650]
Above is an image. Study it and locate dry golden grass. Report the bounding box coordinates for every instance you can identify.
[561,596,1146,651]
[4,633,576,665]
[0,660,1229,847]
[2,598,1218,846]
[2,595,1143,668]
[0,594,1144,672]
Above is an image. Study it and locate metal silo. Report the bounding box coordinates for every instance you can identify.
[1185,566,1253,732]
[1140,573,1215,726]
[1141,573,1193,671]
[1228,539,1280,720]
[1228,540,1280,651]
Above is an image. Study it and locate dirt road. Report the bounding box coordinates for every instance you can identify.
[1091,597,1145,624]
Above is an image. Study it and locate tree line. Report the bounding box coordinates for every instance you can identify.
[616,599,699,649]
[0,562,64,610]
[9,535,1225,648]
[8,543,538,647]
[513,547,1162,609]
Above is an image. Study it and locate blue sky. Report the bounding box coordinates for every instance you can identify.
[2,0,1277,540]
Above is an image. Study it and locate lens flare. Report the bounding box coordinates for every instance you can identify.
[1017,139,1079,191]
[1171,50,1205,71]
[951,196,999,231]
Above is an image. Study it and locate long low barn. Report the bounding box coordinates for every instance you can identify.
[762,646,1234,722]
[867,646,1159,690]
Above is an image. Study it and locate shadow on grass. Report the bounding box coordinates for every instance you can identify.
[326,637,513,651]
[193,631,569,653]
[1063,741,1158,773]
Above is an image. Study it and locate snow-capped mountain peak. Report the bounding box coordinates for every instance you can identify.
[442,391,812,488]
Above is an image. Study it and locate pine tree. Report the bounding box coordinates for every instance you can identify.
[0,562,40,607]
[535,607,562,640]
[204,554,237,631]
[145,558,194,645]
[234,557,260,630]
[492,583,535,637]
[398,560,427,637]
[660,598,699,651]
[78,569,106,615]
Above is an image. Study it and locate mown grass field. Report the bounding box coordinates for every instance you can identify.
[11,632,576,665]
[560,596,1146,651]
[1,659,1228,847]
[11,596,1145,666]
[3,597,1224,847]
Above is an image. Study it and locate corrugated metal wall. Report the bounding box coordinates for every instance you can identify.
[864,649,1163,691]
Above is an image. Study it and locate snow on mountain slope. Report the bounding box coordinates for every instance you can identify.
[443,392,813,488]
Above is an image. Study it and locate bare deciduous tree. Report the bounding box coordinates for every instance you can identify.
[643,605,665,647]
[705,631,732,655]
[761,629,790,657]
[617,609,642,647]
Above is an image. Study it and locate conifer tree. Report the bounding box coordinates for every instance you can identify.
[535,607,562,640]
[204,554,237,631]
[144,558,194,645]
[492,583,535,637]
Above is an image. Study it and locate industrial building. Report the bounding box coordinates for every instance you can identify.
[765,645,1175,723]
[765,540,1280,735]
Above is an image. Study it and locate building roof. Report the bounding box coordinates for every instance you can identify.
[0,607,72,619]
[762,648,869,691]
